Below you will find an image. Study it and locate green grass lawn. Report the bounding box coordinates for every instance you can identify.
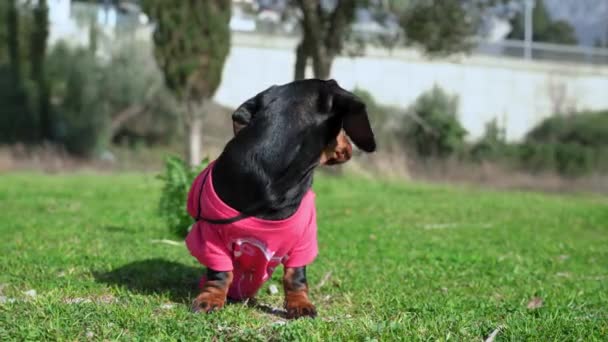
[0,172,607,341]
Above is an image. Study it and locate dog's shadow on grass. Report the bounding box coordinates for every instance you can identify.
[93,258,289,318]
[93,258,202,304]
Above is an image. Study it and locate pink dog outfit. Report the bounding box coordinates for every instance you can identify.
[185,161,318,300]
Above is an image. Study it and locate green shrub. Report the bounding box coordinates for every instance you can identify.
[401,85,467,158]
[48,45,108,156]
[518,110,608,176]
[470,118,509,162]
[45,41,180,157]
[352,88,402,147]
[516,142,602,177]
[516,142,557,173]
[526,110,608,147]
[157,155,209,237]
[469,119,518,166]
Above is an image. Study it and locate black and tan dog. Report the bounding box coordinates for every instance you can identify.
[187,79,376,319]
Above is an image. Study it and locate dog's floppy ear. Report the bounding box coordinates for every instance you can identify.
[328,84,376,152]
[232,85,276,134]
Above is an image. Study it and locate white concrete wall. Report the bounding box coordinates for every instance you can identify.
[216,34,608,141]
[47,0,608,141]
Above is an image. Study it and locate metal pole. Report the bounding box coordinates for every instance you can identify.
[524,0,534,60]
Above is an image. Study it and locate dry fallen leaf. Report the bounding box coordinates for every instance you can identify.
[160,303,175,310]
[527,297,543,309]
[63,297,93,304]
[23,289,37,298]
[0,296,17,304]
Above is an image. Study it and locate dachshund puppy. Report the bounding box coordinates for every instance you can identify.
[185,79,376,318]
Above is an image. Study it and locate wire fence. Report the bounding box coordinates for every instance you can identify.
[474,39,608,65]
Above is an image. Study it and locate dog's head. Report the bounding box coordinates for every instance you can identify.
[231,79,376,166]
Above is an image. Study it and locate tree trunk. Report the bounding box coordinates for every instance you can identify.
[187,102,203,167]
[295,36,332,80]
[296,0,354,80]
[188,116,203,167]
[312,52,332,80]
[298,22,333,79]
[109,105,145,139]
[294,39,308,80]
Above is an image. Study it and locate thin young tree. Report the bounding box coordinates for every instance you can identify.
[143,0,231,166]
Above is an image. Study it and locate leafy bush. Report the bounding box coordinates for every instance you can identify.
[158,156,209,237]
[47,44,108,156]
[352,88,402,146]
[516,142,599,176]
[401,85,467,158]
[526,110,608,148]
[470,118,513,162]
[518,110,608,176]
[46,41,180,157]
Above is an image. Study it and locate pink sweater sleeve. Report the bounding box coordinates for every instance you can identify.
[283,196,319,268]
[185,222,234,272]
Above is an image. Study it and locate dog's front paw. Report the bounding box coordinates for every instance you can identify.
[285,297,317,319]
[191,290,226,313]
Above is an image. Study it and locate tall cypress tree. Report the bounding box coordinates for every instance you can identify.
[7,0,21,86]
[31,0,51,141]
[1,0,49,144]
[0,2,9,64]
[2,0,34,143]
[142,0,231,166]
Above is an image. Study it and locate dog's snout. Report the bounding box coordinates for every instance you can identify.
[320,130,353,165]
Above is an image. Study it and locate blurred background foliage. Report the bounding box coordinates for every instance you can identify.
[0,0,606,187]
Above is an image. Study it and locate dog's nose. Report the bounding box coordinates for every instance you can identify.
[337,142,352,161]
[320,130,353,165]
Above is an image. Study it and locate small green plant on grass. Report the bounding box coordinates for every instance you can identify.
[157,155,208,237]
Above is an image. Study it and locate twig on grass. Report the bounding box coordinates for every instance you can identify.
[484,325,504,342]
[313,271,333,291]
[150,239,183,246]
